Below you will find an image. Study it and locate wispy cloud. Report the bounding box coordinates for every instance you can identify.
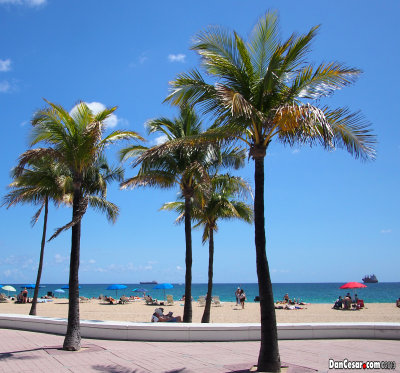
[380,229,392,234]
[54,253,68,264]
[176,265,183,271]
[292,148,300,155]
[129,52,149,68]
[70,101,127,129]
[0,0,46,6]
[271,268,290,273]
[0,59,11,72]
[168,53,186,63]
[0,81,11,93]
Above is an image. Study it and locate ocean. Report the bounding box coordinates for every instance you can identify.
[6,282,399,303]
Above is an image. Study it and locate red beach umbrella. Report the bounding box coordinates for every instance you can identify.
[340,282,367,289]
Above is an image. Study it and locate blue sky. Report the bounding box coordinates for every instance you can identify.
[0,0,399,284]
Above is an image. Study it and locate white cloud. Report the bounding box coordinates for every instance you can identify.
[154,135,168,145]
[88,259,96,264]
[0,0,46,5]
[138,53,148,64]
[54,254,68,264]
[168,54,186,63]
[0,80,11,93]
[292,148,300,154]
[271,268,290,273]
[176,266,183,271]
[0,59,11,72]
[380,229,392,234]
[70,101,126,129]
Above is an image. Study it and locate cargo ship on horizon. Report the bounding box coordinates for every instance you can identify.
[362,274,378,283]
[140,280,158,284]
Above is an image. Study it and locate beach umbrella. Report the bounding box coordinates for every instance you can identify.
[153,283,173,301]
[106,284,127,298]
[2,285,16,297]
[132,288,148,297]
[340,282,367,301]
[21,284,36,289]
[54,288,65,294]
[340,282,367,289]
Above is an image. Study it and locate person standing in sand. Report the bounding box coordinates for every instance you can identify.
[22,288,28,304]
[239,289,246,309]
[235,287,241,305]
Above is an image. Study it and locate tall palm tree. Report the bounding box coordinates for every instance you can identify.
[121,106,243,322]
[165,12,376,371]
[161,173,253,323]
[3,156,68,316]
[17,99,143,351]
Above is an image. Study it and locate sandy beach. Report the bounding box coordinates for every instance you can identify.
[1,299,399,323]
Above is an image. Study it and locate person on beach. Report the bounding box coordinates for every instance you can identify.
[396,298,400,308]
[239,289,246,309]
[235,287,241,305]
[151,308,182,322]
[22,288,28,303]
[333,296,343,309]
[283,293,289,303]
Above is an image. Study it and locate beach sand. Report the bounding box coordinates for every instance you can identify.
[1,299,399,323]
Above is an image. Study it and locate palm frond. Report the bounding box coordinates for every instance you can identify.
[120,170,176,190]
[31,202,45,226]
[248,11,280,79]
[287,62,361,100]
[325,107,376,160]
[88,195,119,223]
[48,197,89,241]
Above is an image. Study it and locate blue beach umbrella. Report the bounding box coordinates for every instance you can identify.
[132,288,148,297]
[106,284,127,298]
[21,284,36,289]
[153,283,173,301]
[54,288,65,295]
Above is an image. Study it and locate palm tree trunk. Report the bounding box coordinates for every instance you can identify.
[29,198,48,316]
[183,194,192,323]
[254,155,281,372]
[63,186,82,351]
[201,227,214,323]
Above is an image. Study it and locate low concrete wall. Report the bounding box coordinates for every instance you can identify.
[0,314,399,341]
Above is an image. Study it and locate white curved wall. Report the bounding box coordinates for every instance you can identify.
[0,314,399,341]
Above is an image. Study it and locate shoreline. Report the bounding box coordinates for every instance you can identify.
[1,299,399,324]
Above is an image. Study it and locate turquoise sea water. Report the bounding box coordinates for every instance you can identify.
[6,282,399,303]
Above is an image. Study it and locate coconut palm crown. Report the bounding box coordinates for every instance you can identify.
[17,99,144,351]
[3,156,69,316]
[121,105,245,322]
[164,11,376,372]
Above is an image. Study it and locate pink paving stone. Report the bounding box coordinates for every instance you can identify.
[0,329,399,372]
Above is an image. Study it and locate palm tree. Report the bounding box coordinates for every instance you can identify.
[165,12,376,371]
[3,156,68,316]
[17,99,143,351]
[121,106,244,322]
[161,173,253,323]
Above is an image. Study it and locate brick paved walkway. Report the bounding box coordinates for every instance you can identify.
[0,329,398,372]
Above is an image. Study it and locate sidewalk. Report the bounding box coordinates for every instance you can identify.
[0,328,398,372]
